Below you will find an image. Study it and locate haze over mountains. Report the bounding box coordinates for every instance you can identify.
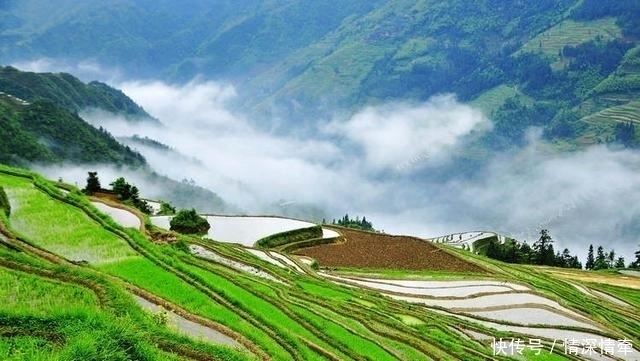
[2,0,640,260]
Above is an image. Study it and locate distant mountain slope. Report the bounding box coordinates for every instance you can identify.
[0,66,151,167]
[1,0,640,149]
[0,0,382,80]
[0,66,232,213]
[0,94,145,166]
[0,66,156,121]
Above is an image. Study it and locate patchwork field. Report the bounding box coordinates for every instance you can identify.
[1,166,639,360]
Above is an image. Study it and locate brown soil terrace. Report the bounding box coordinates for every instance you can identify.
[294,227,487,272]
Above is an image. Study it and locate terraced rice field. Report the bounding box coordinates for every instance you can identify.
[430,231,506,251]
[132,294,243,349]
[2,167,639,360]
[0,267,99,316]
[1,173,139,264]
[322,272,640,360]
[190,244,283,283]
[545,268,640,290]
[581,100,640,126]
[519,17,621,60]
[151,215,337,246]
[91,201,142,229]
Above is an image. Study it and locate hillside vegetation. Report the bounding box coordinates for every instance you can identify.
[0,66,155,121]
[0,94,146,167]
[2,1,639,151]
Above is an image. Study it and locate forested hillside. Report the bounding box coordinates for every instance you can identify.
[0,66,155,121]
[0,93,146,166]
[1,0,639,150]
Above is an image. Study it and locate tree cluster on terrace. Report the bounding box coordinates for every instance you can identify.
[83,172,152,214]
[483,229,582,269]
[585,244,628,270]
[109,177,153,214]
[328,214,376,232]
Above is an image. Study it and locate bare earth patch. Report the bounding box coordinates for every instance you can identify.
[294,227,486,272]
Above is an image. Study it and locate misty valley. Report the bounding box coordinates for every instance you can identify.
[1,1,640,360]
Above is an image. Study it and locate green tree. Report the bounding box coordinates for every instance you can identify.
[110,177,132,200]
[108,177,151,214]
[614,257,625,268]
[335,213,376,231]
[170,208,210,235]
[569,255,582,269]
[593,245,609,270]
[158,201,176,215]
[585,244,595,270]
[557,248,576,268]
[630,247,640,269]
[607,249,616,268]
[84,171,101,195]
[533,229,555,266]
[518,241,533,264]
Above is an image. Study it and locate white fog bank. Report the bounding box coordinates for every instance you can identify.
[31,75,640,262]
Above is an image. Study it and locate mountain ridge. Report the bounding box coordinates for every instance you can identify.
[2,1,638,150]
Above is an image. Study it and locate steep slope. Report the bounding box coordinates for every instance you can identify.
[3,1,640,150]
[0,94,145,166]
[0,66,156,121]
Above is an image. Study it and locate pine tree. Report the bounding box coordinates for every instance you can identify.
[594,245,609,270]
[569,256,582,269]
[84,171,101,195]
[518,241,533,264]
[630,247,640,269]
[560,248,573,268]
[585,244,595,270]
[614,257,625,269]
[607,250,616,268]
[533,229,554,266]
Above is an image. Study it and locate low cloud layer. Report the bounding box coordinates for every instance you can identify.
[28,73,640,262]
[326,95,491,172]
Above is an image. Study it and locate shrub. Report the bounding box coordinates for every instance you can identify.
[158,201,176,215]
[169,209,210,235]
